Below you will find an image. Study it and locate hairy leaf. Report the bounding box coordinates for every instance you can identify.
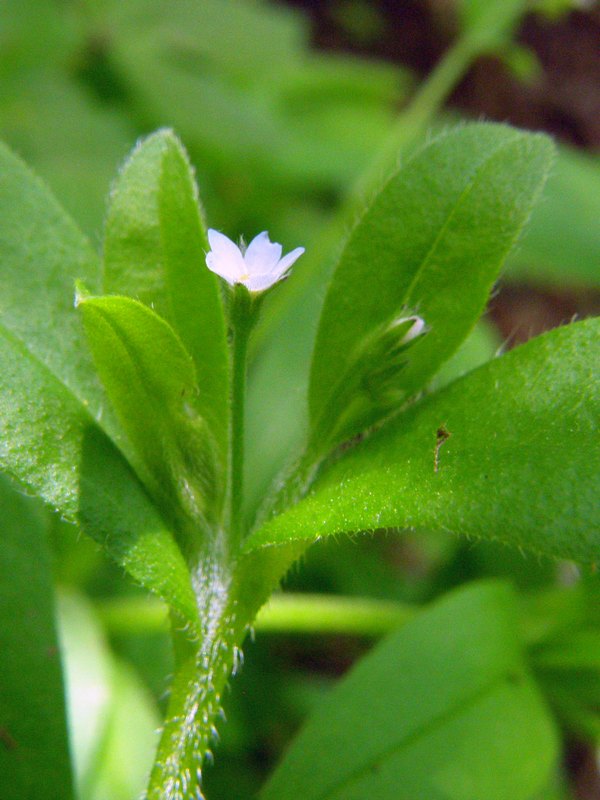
[309,124,553,451]
[0,326,199,629]
[103,129,229,457]
[249,320,599,564]
[0,140,114,433]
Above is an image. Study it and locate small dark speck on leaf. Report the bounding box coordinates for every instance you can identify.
[434,426,451,473]
[507,670,523,685]
[0,727,18,751]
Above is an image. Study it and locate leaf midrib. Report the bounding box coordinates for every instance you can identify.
[312,670,521,800]
[311,131,522,433]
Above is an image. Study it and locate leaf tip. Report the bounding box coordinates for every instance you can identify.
[73,280,91,309]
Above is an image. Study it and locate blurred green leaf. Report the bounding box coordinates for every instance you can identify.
[92,662,160,800]
[532,624,600,741]
[58,591,159,800]
[0,476,74,800]
[532,0,582,20]
[534,630,600,671]
[0,0,80,75]
[309,124,553,451]
[427,319,500,391]
[78,295,222,537]
[105,0,303,175]
[261,581,557,800]
[58,591,113,796]
[0,71,134,239]
[248,319,600,564]
[506,145,600,287]
[103,129,229,458]
[103,0,405,194]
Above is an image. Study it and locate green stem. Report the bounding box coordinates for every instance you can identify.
[256,593,414,637]
[96,593,415,639]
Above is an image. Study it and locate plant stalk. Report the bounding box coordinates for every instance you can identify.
[229,286,255,547]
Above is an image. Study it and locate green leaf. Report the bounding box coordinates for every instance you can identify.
[308,123,553,451]
[0,140,198,625]
[102,129,229,458]
[261,581,557,800]
[78,295,223,541]
[248,319,600,564]
[534,630,600,671]
[58,590,160,800]
[0,139,114,435]
[427,319,500,392]
[0,476,74,800]
[506,145,600,287]
[106,0,303,179]
[0,325,199,630]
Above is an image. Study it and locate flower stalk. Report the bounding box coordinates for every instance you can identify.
[229,285,254,547]
[204,229,305,548]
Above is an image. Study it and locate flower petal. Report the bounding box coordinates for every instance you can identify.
[244,231,282,274]
[244,272,284,292]
[206,229,246,282]
[270,246,305,282]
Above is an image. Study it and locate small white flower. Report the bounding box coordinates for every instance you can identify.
[205,229,305,292]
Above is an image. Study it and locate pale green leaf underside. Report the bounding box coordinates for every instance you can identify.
[102,128,229,458]
[0,477,74,800]
[261,581,557,800]
[309,123,553,447]
[79,295,222,536]
[248,319,600,564]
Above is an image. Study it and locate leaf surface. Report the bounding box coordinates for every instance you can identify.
[249,320,600,564]
[0,140,114,432]
[261,582,557,800]
[309,124,553,450]
[103,129,229,457]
